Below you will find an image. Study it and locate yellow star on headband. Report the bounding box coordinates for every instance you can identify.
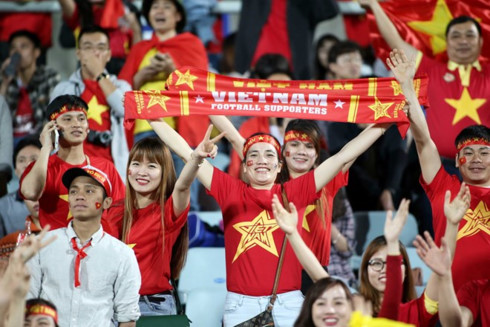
[407,0,453,55]
[232,210,280,262]
[86,96,109,126]
[445,87,486,125]
[369,97,394,120]
[175,69,198,90]
[147,93,171,112]
[59,194,73,221]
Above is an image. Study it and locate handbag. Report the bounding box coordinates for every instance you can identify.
[136,279,191,327]
[234,188,291,327]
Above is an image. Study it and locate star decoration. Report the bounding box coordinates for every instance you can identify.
[175,69,199,90]
[407,0,453,55]
[334,100,345,109]
[445,87,486,125]
[232,210,280,262]
[195,95,204,103]
[368,97,394,120]
[457,201,490,240]
[302,205,317,232]
[86,96,109,126]
[127,244,136,249]
[59,194,73,221]
[391,81,403,96]
[147,94,171,112]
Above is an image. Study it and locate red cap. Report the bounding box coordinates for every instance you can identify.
[62,165,112,197]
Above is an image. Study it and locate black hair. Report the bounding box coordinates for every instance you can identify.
[46,95,88,120]
[25,298,59,327]
[77,25,110,46]
[13,134,41,168]
[252,53,292,79]
[142,0,186,33]
[328,40,362,64]
[446,16,482,37]
[314,34,340,80]
[8,30,41,49]
[455,125,490,148]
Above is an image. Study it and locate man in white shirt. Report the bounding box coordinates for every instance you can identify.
[27,165,141,327]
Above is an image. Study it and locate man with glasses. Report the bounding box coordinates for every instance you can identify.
[51,26,130,179]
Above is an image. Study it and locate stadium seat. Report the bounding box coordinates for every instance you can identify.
[185,288,226,327]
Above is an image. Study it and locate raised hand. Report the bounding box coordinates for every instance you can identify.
[386,49,416,87]
[272,194,298,236]
[384,198,410,244]
[444,183,470,226]
[413,232,451,277]
[192,124,226,162]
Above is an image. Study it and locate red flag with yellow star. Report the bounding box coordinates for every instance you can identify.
[124,67,429,137]
[367,0,490,62]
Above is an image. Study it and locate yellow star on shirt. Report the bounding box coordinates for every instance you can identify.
[445,87,486,125]
[147,93,171,112]
[302,205,317,232]
[175,69,198,90]
[128,244,136,249]
[368,97,394,120]
[457,201,490,240]
[87,96,109,126]
[59,194,73,220]
[232,210,280,262]
[407,0,453,55]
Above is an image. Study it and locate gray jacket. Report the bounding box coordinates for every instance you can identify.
[0,96,13,176]
[50,70,130,179]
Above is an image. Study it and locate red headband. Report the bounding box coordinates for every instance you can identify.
[25,304,59,324]
[456,137,490,152]
[243,134,282,159]
[49,105,87,121]
[284,130,313,144]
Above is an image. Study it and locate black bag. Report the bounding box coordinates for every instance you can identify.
[234,187,290,327]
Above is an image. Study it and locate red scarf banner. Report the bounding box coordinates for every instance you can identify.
[124,67,429,137]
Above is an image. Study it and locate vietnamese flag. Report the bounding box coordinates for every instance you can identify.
[366,0,490,63]
[124,67,430,138]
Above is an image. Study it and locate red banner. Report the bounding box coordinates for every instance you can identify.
[367,0,490,63]
[124,67,429,137]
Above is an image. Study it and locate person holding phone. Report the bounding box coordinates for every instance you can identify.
[19,95,125,233]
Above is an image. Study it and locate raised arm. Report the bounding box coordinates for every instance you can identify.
[209,115,246,159]
[358,0,417,59]
[20,122,56,200]
[387,49,441,184]
[172,125,225,215]
[314,123,388,192]
[149,120,215,191]
[272,194,329,282]
[57,0,76,18]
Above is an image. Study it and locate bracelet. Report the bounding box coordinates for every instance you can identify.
[190,152,204,167]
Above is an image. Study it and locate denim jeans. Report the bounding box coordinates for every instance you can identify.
[139,294,177,316]
[223,291,304,327]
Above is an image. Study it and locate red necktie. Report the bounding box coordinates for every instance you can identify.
[71,238,92,288]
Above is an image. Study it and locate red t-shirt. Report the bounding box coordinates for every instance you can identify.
[19,155,125,231]
[457,279,490,327]
[417,55,490,158]
[107,196,189,295]
[13,87,35,138]
[302,171,348,266]
[208,168,320,296]
[421,167,490,291]
[251,0,292,68]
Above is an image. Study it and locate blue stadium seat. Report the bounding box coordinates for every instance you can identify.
[185,288,226,327]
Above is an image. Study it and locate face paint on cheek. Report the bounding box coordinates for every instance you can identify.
[95,202,102,209]
[459,156,467,166]
[246,160,254,167]
[285,151,290,157]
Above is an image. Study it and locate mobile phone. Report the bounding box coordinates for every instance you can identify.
[4,52,21,77]
[53,129,59,151]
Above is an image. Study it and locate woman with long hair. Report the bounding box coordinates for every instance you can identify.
[149,118,388,326]
[106,127,222,316]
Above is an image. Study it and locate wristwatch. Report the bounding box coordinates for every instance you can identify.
[96,72,109,82]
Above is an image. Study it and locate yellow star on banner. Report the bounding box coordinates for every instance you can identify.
[175,69,198,90]
[302,205,317,232]
[232,210,280,262]
[391,81,403,96]
[368,97,394,120]
[445,87,486,125]
[127,244,136,249]
[147,93,170,112]
[407,0,453,55]
[59,194,72,221]
[86,96,109,126]
[457,201,490,240]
